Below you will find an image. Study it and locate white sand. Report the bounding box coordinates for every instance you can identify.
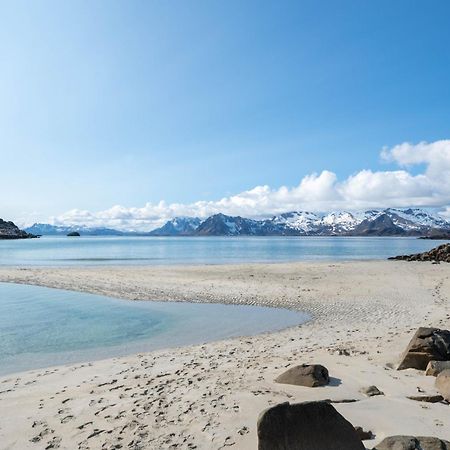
[0,261,449,449]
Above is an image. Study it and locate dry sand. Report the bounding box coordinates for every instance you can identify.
[0,261,449,449]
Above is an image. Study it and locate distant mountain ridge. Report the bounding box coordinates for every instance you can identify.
[149,208,450,237]
[24,223,152,236]
[25,223,125,236]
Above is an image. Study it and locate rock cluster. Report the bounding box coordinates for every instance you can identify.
[257,328,450,449]
[388,243,450,262]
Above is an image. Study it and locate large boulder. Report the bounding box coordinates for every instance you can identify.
[435,369,450,401]
[426,360,450,376]
[275,364,329,387]
[398,327,450,370]
[374,436,450,449]
[257,401,365,450]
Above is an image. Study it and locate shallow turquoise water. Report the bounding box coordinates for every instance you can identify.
[0,283,309,376]
[0,236,446,266]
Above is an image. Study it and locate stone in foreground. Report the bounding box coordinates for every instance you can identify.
[426,360,450,376]
[435,369,450,402]
[275,364,329,387]
[398,327,450,370]
[374,436,450,449]
[257,401,365,450]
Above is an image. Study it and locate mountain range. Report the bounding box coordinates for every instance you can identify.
[23,208,450,238]
[149,208,450,237]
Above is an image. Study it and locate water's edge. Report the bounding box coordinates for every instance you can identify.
[0,282,310,377]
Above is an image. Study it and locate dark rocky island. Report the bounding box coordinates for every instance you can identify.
[0,219,37,239]
[67,231,81,237]
[388,243,450,263]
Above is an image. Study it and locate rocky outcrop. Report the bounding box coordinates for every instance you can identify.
[398,327,450,370]
[426,360,450,376]
[257,401,365,450]
[67,231,80,237]
[275,364,329,387]
[435,370,450,402]
[0,219,37,239]
[389,244,450,263]
[374,436,450,449]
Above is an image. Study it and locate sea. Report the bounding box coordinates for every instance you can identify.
[0,235,446,266]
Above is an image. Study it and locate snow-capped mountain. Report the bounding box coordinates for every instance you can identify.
[194,214,267,236]
[151,209,450,237]
[149,217,202,236]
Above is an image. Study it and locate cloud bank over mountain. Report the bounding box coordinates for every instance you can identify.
[52,140,450,231]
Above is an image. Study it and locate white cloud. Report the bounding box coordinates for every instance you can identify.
[52,140,450,231]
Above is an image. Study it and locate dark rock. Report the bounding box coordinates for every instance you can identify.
[407,394,444,403]
[389,243,450,263]
[426,361,450,377]
[398,327,450,370]
[435,369,450,401]
[354,426,374,440]
[360,385,384,397]
[67,231,80,237]
[0,218,37,240]
[257,401,365,450]
[374,436,450,449]
[275,364,329,387]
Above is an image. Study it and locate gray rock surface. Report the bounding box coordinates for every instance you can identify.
[257,401,365,450]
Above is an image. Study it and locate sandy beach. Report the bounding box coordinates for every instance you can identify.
[0,260,449,449]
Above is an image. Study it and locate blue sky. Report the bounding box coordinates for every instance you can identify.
[1,1,450,229]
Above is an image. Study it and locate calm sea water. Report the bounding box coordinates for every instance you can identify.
[0,283,309,376]
[0,236,447,266]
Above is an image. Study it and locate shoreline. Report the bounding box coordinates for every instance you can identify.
[0,261,449,449]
